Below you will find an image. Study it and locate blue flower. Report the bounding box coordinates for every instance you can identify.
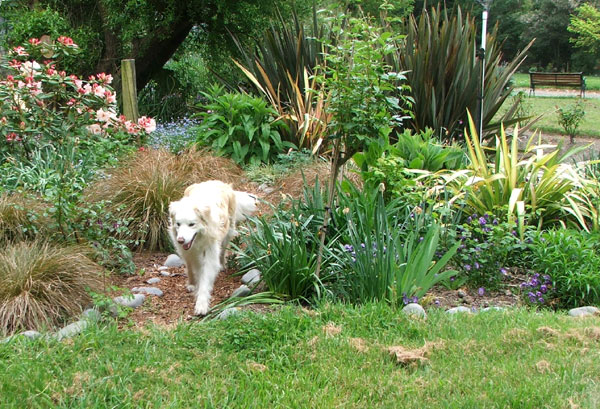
[478,217,487,226]
[478,287,485,296]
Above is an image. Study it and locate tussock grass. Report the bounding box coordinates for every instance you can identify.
[0,193,49,244]
[0,241,102,335]
[86,148,243,251]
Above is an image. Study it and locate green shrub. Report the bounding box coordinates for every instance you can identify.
[330,191,458,306]
[557,99,586,143]
[0,241,102,336]
[192,85,294,166]
[527,229,600,308]
[448,211,532,289]
[231,8,331,152]
[446,114,592,231]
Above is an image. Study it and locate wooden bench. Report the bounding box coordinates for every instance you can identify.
[529,72,586,97]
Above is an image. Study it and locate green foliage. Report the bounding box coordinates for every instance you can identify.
[447,114,592,231]
[557,99,585,143]
[528,229,600,308]
[395,6,531,141]
[331,191,458,306]
[568,4,600,57]
[237,201,330,301]
[0,241,102,336]
[192,85,294,166]
[316,13,412,168]
[231,8,330,152]
[448,212,530,289]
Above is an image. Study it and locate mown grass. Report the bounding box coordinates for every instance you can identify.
[1,303,599,408]
[512,73,600,91]
[496,95,600,139]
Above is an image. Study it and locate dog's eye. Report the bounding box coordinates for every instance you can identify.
[176,222,181,227]
[189,223,196,227]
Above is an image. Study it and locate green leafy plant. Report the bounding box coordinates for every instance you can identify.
[393,6,533,141]
[231,8,331,152]
[0,241,103,336]
[557,99,586,143]
[448,211,531,289]
[527,229,600,308]
[236,198,334,301]
[192,85,294,166]
[446,113,591,231]
[313,13,413,276]
[331,191,458,306]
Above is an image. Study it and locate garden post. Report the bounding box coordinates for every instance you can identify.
[121,59,139,125]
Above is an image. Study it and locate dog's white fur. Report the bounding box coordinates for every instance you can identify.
[168,180,257,315]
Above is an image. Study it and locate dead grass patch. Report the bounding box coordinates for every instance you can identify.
[322,322,342,337]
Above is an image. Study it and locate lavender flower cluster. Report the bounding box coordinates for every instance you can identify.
[520,273,552,304]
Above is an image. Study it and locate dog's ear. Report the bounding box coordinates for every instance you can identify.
[193,205,210,223]
[168,200,180,221]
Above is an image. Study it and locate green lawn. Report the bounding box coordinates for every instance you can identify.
[512,73,600,91]
[496,94,600,139]
[1,303,599,408]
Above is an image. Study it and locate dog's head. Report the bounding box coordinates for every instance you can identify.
[168,197,210,251]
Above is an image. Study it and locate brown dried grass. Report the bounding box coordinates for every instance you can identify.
[85,148,244,251]
[0,193,49,244]
[0,241,103,336]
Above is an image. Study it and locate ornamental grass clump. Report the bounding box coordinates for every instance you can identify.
[0,241,102,336]
[0,192,49,244]
[86,148,243,251]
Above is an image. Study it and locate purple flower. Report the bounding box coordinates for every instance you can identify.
[344,244,354,252]
[511,230,517,237]
[467,216,472,223]
[478,217,487,226]
[419,237,424,242]
[540,284,548,294]
[450,276,456,282]
[492,218,499,225]
[538,297,545,304]
[500,267,508,275]
[464,264,472,271]
[474,262,480,269]
[478,287,485,296]
[530,278,539,287]
[411,296,419,303]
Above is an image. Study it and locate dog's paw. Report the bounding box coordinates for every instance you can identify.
[186,284,196,293]
[194,298,210,316]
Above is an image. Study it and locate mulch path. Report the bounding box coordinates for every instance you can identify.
[108,252,525,328]
[109,253,242,328]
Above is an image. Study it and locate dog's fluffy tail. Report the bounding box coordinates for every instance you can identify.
[234,191,258,222]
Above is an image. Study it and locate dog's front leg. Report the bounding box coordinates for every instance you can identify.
[194,241,222,316]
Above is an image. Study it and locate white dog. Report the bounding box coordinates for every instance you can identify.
[168,180,257,315]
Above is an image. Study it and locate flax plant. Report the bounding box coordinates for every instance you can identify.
[448,113,591,232]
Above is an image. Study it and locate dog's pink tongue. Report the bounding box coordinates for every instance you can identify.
[183,242,192,250]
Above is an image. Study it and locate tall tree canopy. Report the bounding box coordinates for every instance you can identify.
[0,0,311,89]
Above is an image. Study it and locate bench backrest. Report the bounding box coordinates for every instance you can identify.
[530,72,583,86]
